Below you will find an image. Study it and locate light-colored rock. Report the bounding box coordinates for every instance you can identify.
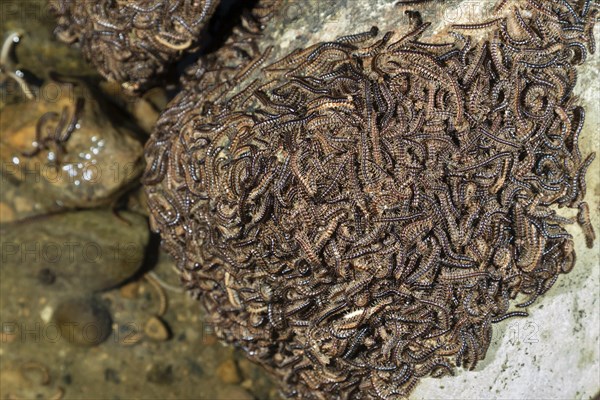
[144,316,171,342]
[217,359,242,384]
[264,1,600,398]
[119,281,141,299]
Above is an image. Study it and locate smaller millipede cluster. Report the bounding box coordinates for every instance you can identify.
[49,0,219,90]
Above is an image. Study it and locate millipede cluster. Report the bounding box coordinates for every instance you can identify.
[143,0,598,398]
[49,0,219,90]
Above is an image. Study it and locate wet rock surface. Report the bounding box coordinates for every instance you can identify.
[0,210,149,294]
[0,82,145,220]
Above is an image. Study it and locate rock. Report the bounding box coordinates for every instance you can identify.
[0,202,15,223]
[0,0,98,110]
[144,316,171,342]
[0,81,144,221]
[216,359,241,384]
[0,363,64,400]
[131,98,160,136]
[241,379,252,389]
[142,88,169,115]
[0,209,149,294]
[53,297,112,346]
[0,173,62,224]
[0,368,27,392]
[115,323,143,347]
[146,364,174,385]
[36,267,56,285]
[119,281,141,299]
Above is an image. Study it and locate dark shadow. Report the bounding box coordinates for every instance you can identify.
[168,0,260,87]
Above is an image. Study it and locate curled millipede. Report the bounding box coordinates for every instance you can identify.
[21,95,85,164]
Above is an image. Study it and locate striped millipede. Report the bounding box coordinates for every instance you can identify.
[452,18,504,31]
[491,311,529,323]
[21,96,85,162]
